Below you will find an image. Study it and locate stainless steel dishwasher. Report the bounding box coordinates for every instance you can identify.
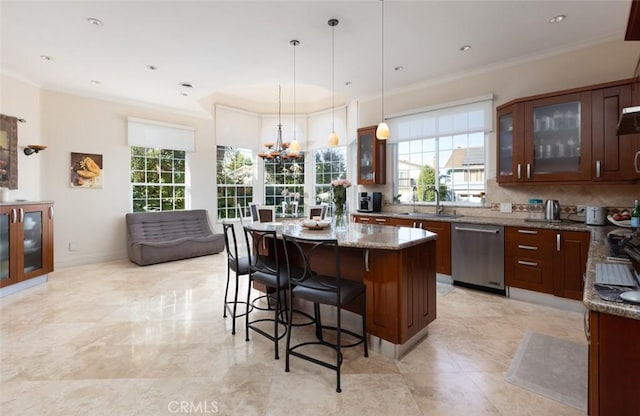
[451,223,505,295]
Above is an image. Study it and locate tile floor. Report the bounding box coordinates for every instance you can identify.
[1,254,587,415]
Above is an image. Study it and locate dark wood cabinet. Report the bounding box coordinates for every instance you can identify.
[505,226,589,300]
[588,310,640,415]
[505,226,555,293]
[552,230,590,300]
[357,126,386,185]
[497,79,638,185]
[0,202,54,289]
[591,83,639,181]
[353,214,451,275]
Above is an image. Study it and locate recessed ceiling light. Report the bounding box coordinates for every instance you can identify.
[87,17,103,26]
[146,65,157,71]
[460,45,471,52]
[180,92,188,97]
[40,55,53,61]
[90,80,101,85]
[394,66,404,71]
[549,14,566,23]
[345,81,352,86]
[179,82,193,88]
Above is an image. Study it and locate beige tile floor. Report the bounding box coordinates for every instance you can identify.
[1,254,587,416]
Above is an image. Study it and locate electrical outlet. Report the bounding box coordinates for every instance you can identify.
[69,242,78,252]
[500,202,513,213]
[576,205,586,217]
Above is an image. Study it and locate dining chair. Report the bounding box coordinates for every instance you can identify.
[281,233,368,393]
[243,225,289,359]
[222,222,252,335]
[249,203,259,222]
[257,206,276,223]
[308,205,326,220]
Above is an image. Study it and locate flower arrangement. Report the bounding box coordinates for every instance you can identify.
[331,179,351,230]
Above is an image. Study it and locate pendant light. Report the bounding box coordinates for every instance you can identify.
[376,0,390,140]
[327,18,340,147]
[288,39,301,155]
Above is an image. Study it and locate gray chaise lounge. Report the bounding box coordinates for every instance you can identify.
[126,209,224,266]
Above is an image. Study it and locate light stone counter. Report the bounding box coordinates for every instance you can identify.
[245,220,437,250]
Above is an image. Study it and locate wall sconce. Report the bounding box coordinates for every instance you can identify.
[24,145,47,156]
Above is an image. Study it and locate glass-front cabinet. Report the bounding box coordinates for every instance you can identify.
[0,202,54,289]
[497,92,591,183]
[357,126,386,185]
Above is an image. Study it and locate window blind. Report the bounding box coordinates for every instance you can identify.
[127,117,195,151]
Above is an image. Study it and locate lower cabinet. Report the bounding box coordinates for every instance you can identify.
[505,226,589,300]
[0,202,54,289]
[588,310,640,415]
[354,214,451,275]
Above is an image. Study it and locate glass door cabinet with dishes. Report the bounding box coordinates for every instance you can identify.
[0,202,54,290]
[357,125,386,185]
[497,78,639,185]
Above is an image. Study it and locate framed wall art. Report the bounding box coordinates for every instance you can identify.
[0,114,18,190]
[70,152,103,188]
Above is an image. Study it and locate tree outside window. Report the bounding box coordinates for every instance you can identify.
[216,146,253,219]
[131,147,186,212]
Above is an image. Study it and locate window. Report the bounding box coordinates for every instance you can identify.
[131,147,186,212]
[390,96,491,205]
[216,146,254,220]
[314,147,347,215]
[264,155,305,216]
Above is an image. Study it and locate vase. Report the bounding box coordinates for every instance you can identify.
[333,202,348,231]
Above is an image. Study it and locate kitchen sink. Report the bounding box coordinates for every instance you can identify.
[398,212,462,219]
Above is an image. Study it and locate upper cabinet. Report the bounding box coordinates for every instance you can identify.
[497,79,638,185]
[357,126,386,185]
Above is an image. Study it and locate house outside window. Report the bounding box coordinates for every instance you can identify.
[216,146,254,220]
[390,96,491,206]
[130,146,186,212]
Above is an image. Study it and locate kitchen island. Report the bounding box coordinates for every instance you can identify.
[246,221,438,358]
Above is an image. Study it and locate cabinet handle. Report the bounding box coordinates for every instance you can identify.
[10,208,16,223]
[375,218,386,223]
[517,229,538,235]
[455,226,500,234]
[517,164,521,179]
[517,244,538,250]
[373,172,376,182]
[635,151,640,174]
[420,223,424,229]
[412,221,416,228]
[596,160,601,178]
[49,205,54,219]
[360,217,370,222]
[526,163,531,179]
[364,249,370,272]
[517,260,538,267]
[18,208,24,223]
[556,233,561,252]
[583,308,590,342]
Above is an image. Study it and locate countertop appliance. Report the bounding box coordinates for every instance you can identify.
[452,223,505,295]
[358,191,381,213]
[586,205,607,225]
[544,200,560,221]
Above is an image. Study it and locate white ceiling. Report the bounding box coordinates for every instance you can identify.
[0,0,634,117]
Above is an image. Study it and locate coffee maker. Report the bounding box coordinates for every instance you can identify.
[359,192,382,212]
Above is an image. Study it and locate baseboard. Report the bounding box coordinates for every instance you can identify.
[508,287,584,313]
[0,275,48,298]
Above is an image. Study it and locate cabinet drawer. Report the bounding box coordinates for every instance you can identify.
[505,227,556,250]
[506,242,553,261]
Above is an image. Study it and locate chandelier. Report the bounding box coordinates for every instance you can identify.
[258,40,302,162]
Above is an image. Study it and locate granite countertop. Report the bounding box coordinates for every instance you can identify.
[355,211,640,320]
[244,220,437,250]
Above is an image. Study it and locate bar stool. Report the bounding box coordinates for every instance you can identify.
[243,225,289,359]
[222,222,252,335]
[281,233,368,393]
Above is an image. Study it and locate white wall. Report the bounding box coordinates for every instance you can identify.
[0,74,42,200]
[39,90,216,268]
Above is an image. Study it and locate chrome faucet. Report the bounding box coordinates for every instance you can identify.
[411,186,417,212]
[426,186,444,215]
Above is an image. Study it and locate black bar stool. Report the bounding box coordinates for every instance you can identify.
[281,234,368,393]
[222,222,252,335]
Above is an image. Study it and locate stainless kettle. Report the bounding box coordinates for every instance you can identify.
[544,200,560,221]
